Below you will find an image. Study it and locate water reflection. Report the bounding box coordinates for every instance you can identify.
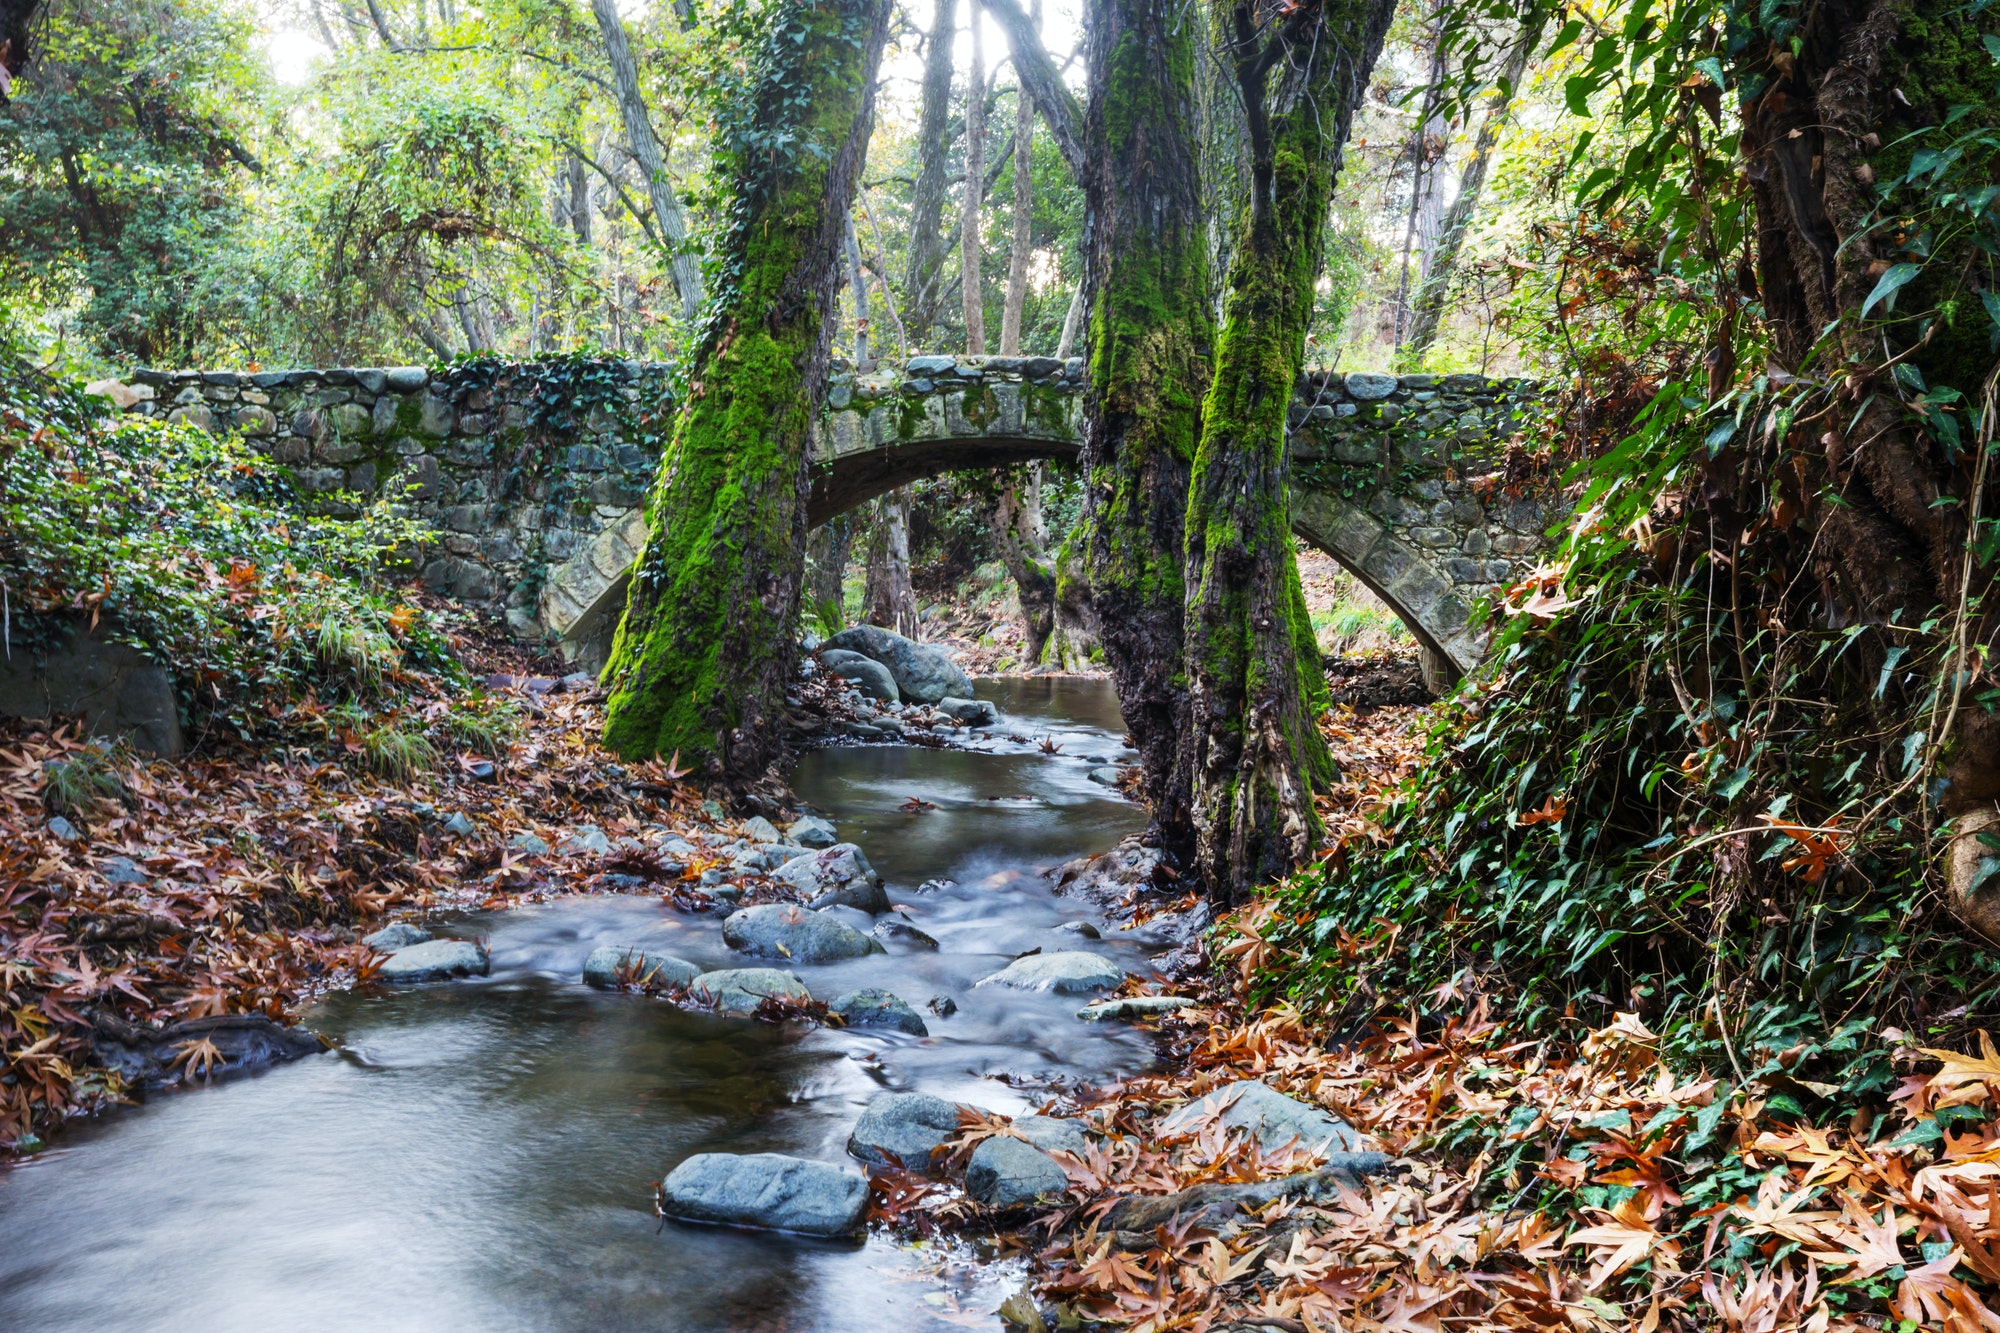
[0,678,1147,1332]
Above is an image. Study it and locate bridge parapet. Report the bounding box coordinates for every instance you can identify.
[107,357,1556,674]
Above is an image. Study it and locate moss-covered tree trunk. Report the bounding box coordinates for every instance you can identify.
[1183,0,1393,899]
[1077,0,1215,860]
[600,0,892,783]
[1730,3,2000,939]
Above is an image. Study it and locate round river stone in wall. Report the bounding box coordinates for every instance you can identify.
[1344,371,1399,401]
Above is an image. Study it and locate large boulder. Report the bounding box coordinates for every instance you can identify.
[376,939,490,983]
[823,626,973,705]
[977,951,1126,994]
[658,1152,868,1238]
[1157,1079,1367,1156]
[820,649,900,703]
[689,967,812,1015]
[772,843,890,913]
[722,904,883,963]
[0,615,183,756]
[966,1135,1069,1208]
[847,1091,966,1172]
[830,988,927,1036]
[582,946,701,990]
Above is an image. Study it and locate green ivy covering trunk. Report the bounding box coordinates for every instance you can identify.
[1077,0,1215,861]
[1182,0,1393,898]
[600,0,892,783]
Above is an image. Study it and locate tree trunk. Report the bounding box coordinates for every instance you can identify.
[864,494,918,635]
[962,14,988,354]
[904,0,957,344]
[996,466,1055,661]
[1401,15,1541,364]
[982,0,1084,177]
[806,517,851,630]
[844,212,870,366]
[600,0,892,783]
[1077,0,1215,860]
[1726,4,2000,941]
[1000,2,1038,355]
[591,0,705,326]
[566,151,593,248]
[1182,0,1393,900]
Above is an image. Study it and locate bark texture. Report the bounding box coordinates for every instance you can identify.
[1729,3,2000,940]
[982,0,1085,176]
[962,14,989,354]
[590,0,705,324]
[996,466,1056,661]
[864,493,918,633]
[1078,0,1215,860]
[1183,0,1393,899]
[903,0,958,342]
[600,0,892,782]
[1000,22,1037,356]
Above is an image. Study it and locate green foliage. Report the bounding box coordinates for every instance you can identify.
[359,721,438,780]
[441,696,523,757]
[39,741,129,819]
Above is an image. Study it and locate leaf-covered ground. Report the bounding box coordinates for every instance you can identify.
[881,705,2000,1332]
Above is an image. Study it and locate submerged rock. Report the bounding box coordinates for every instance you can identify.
[582,946,700,990]
[872,919,939,950]
[847,1091,966,1172]
[1078,996,1194,1022]
[91,1012,324,1088]
[1158,1079,1367,1156]
[688,968,812,1015]
[376,938,490,982]
[830,988,928,1036]
[822,626,973,705]
[362,922,432,953]
[977,951,1126,994]
[722,904,883,963]
[772,843,890,913]
[658,1152,868,1238]
[966,1135,1069,1208]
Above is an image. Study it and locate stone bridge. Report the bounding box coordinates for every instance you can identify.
[114,356,1553,678]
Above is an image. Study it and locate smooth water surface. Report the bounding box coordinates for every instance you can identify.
[0,679,1150,1333]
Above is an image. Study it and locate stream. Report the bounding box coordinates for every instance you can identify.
[0,678,1158,1333]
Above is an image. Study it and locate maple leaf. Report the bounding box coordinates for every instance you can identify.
[1516,794,1567,826]
[1922,1030,2000,1099]
[1894,1247,1977,1325]
[1567,1197,1673,1290]
[1803,1196,1907,1281]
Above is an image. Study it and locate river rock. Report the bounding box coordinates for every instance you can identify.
[966,1134,1069,1208]
[1055,921,1101,939]
[582,946,700,990]
[90,1012,324,1087]
[847,1091,965,1171]
[740,816,783,844]
[977,951,1126,994]
[820,649,899,702]
[1078,995,1194,1022]
[830,988,928,1036]
[362,922,432,953]
[761,843,811,868]
[376,938,490,982]
[557,825,612,856]
[823,626,973,705]
[689,967,812,1015]
[773,843,890,913]
[936,696,998,726]
[787,815,838,848]
[872,919,939,950]
[658,1152,868,1238]
[722,904,883,963]
[1098,1156,1392,1234]
[100,856,149,885]
[1158,1079,1366,1156]
[1087,766,1123,786]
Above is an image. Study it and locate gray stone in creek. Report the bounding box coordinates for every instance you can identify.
[100,856,150,885]
[761,843,812,869]
[977,951,1126,994]
[1344,371,1400,401]
[1078,995,1194,1022]
[1087,766,1123,787]
[442,812,476,837]
[1157,1079,1367,1156]
[936,696,998,726]
[376,939,490,983]
[740,815,783,843]
[45,816,80,842]
[966,1134,1069,1208]
[688,967,812,1015]
[787,815,838,848]
[1054,921,1101,939]
[820,649,899,702]
[1098,1156,1392,1234]
[822,626,973,705]
[558,825,612,856]
[658,1152,868,1238]
[722,904,884,963]
[772,843,890,913]
[362,922,432,953]
[509,832,550,855]
[872,918,938,951]
[90,1012,324,1089]
[830,988,928,1036]
[582,946,700,990]
[1014,1116,1090,1157]
[847,1091,967,1171]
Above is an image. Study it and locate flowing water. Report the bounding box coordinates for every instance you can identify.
[0,678,1158,1333]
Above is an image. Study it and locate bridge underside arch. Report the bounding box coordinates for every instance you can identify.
[546,437,1490,681]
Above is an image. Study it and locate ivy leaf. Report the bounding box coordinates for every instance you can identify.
[1861,263,1923,319]
[1564,76,1596,118]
